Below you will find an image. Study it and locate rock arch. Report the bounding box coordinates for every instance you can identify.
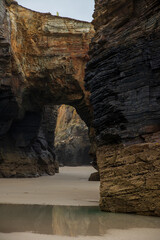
[0,1,94,177]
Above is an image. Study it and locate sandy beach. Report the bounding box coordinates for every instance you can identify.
[0,167,160,240]
[1,228,160,240]
[0,166,99,206]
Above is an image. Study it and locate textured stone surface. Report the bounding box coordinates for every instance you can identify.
[85,0,160,215]
[97,144,160,216]
[55,105,92,166]
[0,1,93,177]
[9,2,93,125]
[0,107,58,177]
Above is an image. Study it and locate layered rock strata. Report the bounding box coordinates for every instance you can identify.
[0,107,58,177]
[55,105,92,166]
[85,0,160,215]
[0,0,93,177]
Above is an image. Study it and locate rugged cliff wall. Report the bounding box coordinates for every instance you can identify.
[55,105,92,166]
[2,0,159,216]
[85,0,160,216]
[0,0,93,177]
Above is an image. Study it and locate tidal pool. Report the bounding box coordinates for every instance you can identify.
[0,204,160,239]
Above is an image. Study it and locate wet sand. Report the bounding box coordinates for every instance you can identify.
[1,228,160,240]
[0,167,99,206]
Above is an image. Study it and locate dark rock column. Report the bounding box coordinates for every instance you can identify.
[0,108,58,178]
[85,0,160,216]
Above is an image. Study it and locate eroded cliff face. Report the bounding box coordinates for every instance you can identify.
[0,0,94,177]
[9,2,93,123]
[85,0,160,215]
[55,105,92,166]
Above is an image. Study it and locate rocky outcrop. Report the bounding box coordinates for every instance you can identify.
[55,105,92,166]
[88,172,100,181]
[0,106,59,177]
[85,0,160,215]
[0,0,94,177]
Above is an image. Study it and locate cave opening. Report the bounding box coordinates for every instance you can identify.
[0,101,93,178]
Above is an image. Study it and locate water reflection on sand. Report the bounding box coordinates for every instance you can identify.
[0,204,160,237]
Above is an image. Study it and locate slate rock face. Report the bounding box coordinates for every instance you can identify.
[85,0,160,215]
[0,107,58,177]
[0,0,93,177]
[55,105,92,166]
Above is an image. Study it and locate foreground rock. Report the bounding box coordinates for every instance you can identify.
[88,172,100,181]
[55,105,92,166]
[0,0,93,177]
[85,0,160,216]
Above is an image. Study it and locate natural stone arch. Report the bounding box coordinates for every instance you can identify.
[9,2,94,125]
[0,1,94,177]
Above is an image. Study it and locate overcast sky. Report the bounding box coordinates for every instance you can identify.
[17,0,94,22]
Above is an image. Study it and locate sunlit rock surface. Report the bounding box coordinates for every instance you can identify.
[0,0,94,177]
[85,0,160,216]
[55,105,91,166]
